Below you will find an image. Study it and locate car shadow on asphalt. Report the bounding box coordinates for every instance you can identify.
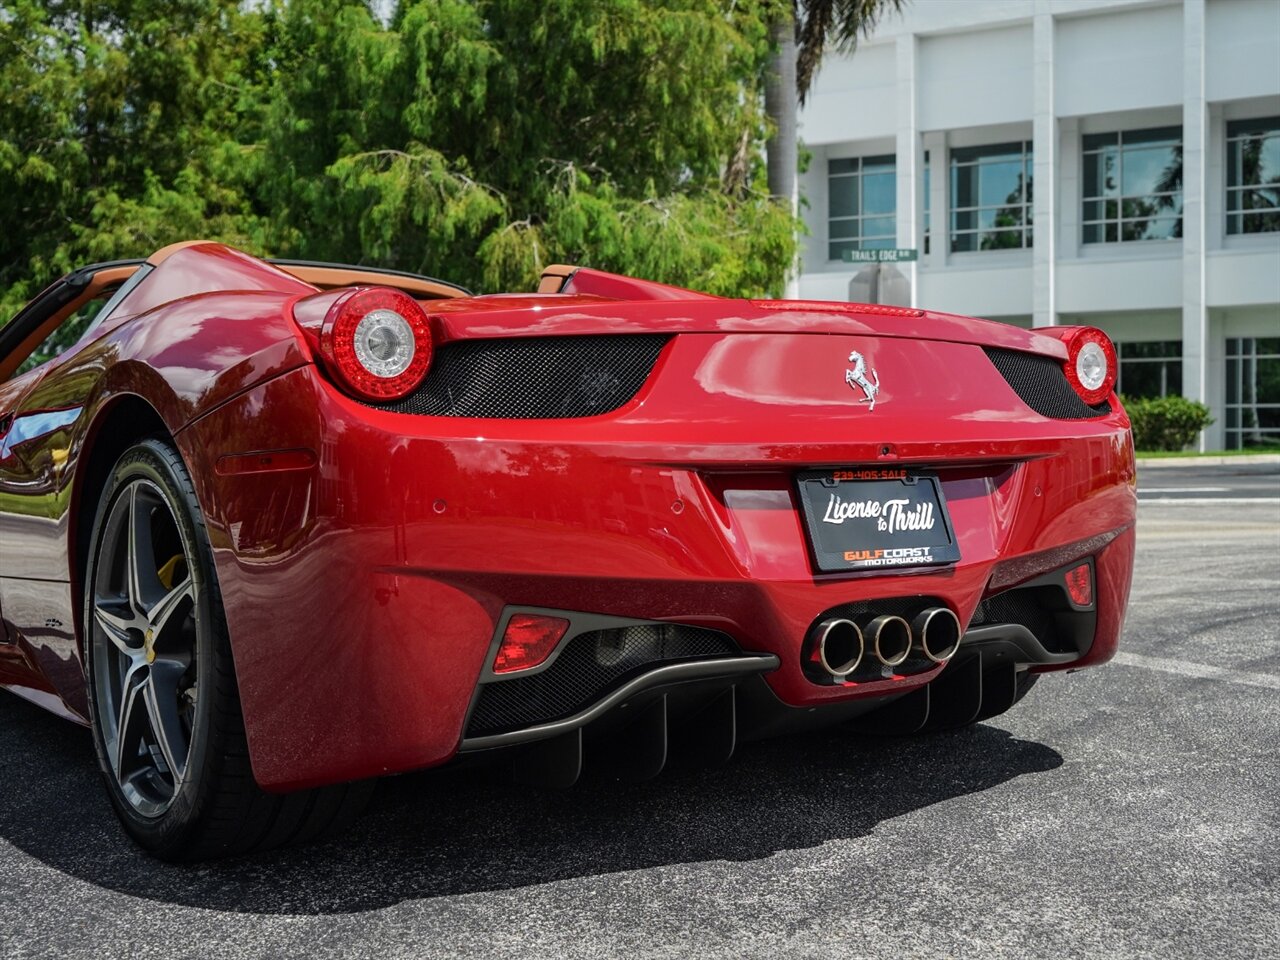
[0,692,1062,914]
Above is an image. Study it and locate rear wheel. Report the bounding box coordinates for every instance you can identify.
[83,439,370,860]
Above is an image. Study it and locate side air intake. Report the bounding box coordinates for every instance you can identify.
[367,334,669,419]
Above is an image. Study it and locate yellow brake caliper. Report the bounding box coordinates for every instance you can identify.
[157,554,185,591]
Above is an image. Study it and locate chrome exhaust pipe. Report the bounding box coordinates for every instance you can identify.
[812,618,864,678]
[911,606,963,663]
[860,615,912,668]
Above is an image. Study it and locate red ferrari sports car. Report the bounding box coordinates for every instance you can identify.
[0,241,1135,859]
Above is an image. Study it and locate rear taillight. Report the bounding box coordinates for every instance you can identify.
[318,287,433,401]
[1062,327,1116,406]
[1064,562,1093,606]
[492,614,571,674]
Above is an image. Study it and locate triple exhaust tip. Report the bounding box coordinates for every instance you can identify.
[812,606,962,680]
[813,618,864,678]
[911,607,963,664]
[863,614,912,667]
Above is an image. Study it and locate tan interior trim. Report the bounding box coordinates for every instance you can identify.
[281,265,467,300]
[538,264,578,294]
[0,266,139,382]
[146,240,212,265]
[146,243,468,299]
[2,254,470,382]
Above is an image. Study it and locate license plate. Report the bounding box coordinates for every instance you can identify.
[795,468,960,573]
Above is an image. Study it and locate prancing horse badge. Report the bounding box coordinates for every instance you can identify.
[845,351,881,410]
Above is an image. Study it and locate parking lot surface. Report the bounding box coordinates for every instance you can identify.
[1136,458,1280,501]
[1,466,1277,959]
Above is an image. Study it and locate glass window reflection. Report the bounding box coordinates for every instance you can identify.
[949,141,1033,252]
[1225,337,1280,449]
[1082,126,1182,244]
[1116,340,1183,400]
[1226,117,1280,235]
[827,154,897,260]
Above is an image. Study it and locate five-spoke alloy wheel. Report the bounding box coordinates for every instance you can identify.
[91,476,200,819]
[83,439,370,860]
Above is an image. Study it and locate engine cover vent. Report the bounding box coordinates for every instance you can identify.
[368,334,669,419]
[984,347,1111,420]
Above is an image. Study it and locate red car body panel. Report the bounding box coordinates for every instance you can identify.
[1,243,1136,792]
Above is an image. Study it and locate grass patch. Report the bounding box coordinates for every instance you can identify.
[1136,446,1280,459]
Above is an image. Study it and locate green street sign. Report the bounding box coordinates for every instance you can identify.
[841,248,919,263]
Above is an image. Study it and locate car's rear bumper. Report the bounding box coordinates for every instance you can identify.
[179,349,1136,791]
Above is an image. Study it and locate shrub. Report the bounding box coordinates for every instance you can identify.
[1122,395,1214,451]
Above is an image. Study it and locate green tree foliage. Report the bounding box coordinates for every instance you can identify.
[0,1,271,310]
[1123,395,1214,451]
[1,0,798,343]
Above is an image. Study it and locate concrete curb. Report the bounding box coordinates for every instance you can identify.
[1136,454,1280,468]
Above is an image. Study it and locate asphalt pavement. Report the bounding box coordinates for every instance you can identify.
[1,463,1278,959]
[1136,458,1280,501]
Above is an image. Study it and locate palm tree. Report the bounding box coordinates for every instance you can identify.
[764,1,906,204]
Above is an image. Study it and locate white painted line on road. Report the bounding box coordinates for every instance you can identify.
[1112,651,1280,691]
[1137,497,1280,505]
[1141,488,1228,496]
[1140,487,1230,493]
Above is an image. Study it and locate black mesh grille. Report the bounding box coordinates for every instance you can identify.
[984,347,1111,420]
[467,625,739,736]
[369,334,669,419]
[972,588,1066,653]
[817,596,943,622]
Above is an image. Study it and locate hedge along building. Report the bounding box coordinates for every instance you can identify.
[795,0,1280,450]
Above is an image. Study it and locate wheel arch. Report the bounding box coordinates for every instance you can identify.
[69,394,174,651]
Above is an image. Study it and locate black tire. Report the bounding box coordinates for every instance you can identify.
[82,438,371,861]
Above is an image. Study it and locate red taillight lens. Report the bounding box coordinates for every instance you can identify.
[492,614,571,674]
[319,287,433,401]
[1062,328,1117,407]
[1064,563,1093,607]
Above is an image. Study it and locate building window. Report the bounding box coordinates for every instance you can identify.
[1226,117,1280,235]
[1082,126,1182,243]
[1116,341,1182,398]
[1225,338,1280,450]
[949,141,1032,252]
[828,155,896,260]
[923,152,930,255]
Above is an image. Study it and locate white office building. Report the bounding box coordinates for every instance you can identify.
[796,0,1280,449]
